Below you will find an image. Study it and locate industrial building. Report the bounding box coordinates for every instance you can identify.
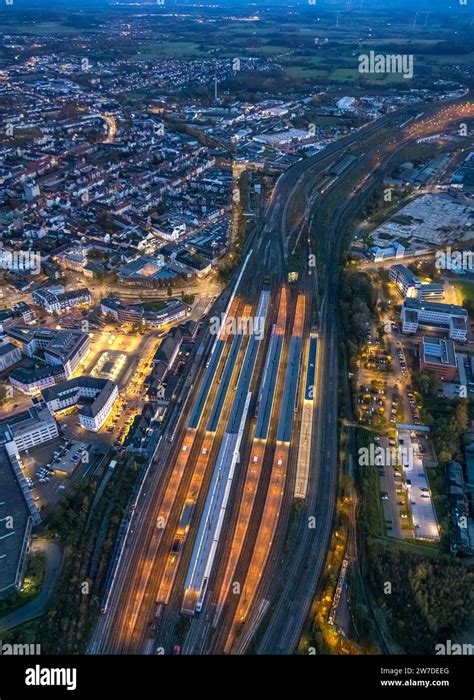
[367,242,405,262]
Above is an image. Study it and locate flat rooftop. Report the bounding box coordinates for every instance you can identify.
[398,430,440,542]
[422,336,457,368]
[370,194,474,250]
[0,447,31,598]
[255,333,284,441]
[277,336,303,443]
[404,298,467,316]
[0,402,55,438]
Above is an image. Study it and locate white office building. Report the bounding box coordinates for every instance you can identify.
[43,377,119,432]
[8,327,90,380]
[0,402,58,454]
[389,264,421,297]
[401,299,468,341]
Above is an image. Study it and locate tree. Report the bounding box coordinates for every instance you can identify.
[414,370,440,397]
[455,400,468,433]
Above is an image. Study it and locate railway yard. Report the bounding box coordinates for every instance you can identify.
[88,95,474,657]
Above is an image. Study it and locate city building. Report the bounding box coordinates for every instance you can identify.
[389,264,421,297]
[9,365,65,396]
[415,283,445,302]
[0,303,36,332]
[0,447,33,599]
[123,403,157,454]
[401,299,468,341]
[0,336,22,372]
[55,246,89,272]
[32,286,92,314]
[43,376,119,432]
[367,242,405,262]
[180,319,199,342]
[100,297,143,324]
[100,296,188,328]
[152,327,183,370]
[7,327,90,380]
[116,255,183,286]
[0,401,58,453]
[420,337,457,381]
[23,181,40,201]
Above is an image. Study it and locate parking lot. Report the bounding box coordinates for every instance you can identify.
[399,429,440,542]
[20,438,70,515]
[362,275,440,542]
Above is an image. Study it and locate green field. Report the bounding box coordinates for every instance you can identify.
[1,9,472,92]
[131,41,205,61]
[0,20,99,35]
